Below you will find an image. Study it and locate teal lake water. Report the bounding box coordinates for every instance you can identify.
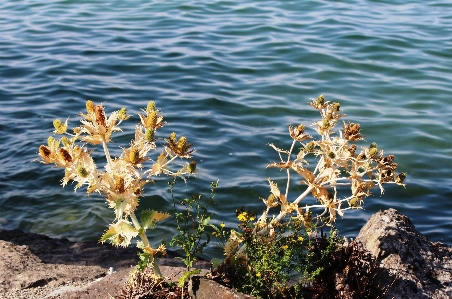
[1,1,452,258]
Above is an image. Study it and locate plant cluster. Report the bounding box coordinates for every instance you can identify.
[217,95,405,298]
[37,100,196,276]
[169,180,220,271]
[214,208,308,298]
[37,95,406,299]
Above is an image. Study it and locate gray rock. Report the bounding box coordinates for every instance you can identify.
[356,208,452,299]
[189,276,258,299]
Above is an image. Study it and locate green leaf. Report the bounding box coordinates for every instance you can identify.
[177,269,201,288]
[140,209,156,230]
[202,216,211,226]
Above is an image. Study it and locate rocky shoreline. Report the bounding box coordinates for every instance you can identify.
[1,209,451,299]
[0,228,210,299]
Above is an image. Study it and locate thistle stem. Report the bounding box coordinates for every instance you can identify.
[101,135,113,168]
[130,212,163,277]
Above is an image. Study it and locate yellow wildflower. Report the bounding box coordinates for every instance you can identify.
[237,212,248,222]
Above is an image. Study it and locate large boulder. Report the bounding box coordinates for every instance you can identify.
[356,208,452,299]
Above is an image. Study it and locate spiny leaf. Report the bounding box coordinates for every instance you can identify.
[140,209,156,230]
[291,164,315,184]
[140,209,171,231]
[268,179,288,211]
[266,161,293,169]
[100,220,138,247]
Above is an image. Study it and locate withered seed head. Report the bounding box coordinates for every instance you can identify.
[296,124,305,134]
[188,161,197,174]
[86,100,95,114]
[118,108,128,121]
[129,147,140,164]
[369,147,378,158]
[61,136,71,147]
[146,101,156,112]
[396,172,406,184]
[59,148,72,163]
[145,128,155,142]
[53,119,67,134]
[146,111,158,128]
[47,136,56,147]
[305,141,315,153]
[95,105,107,127]
[348,144,357,156]
[381,155,395,165]
[267,194,278,207]
[177,136,187,153]
[327,150,336,159]
[357,152,367,160]
[322,119,331,130]
[344,122,363,141]
[134,187,142,196]
[77,165,88,178]
[39,145,51,158]
[169,132,177,143]
[310,94,328,110]
[349,197,360,208]
[331,102,340,112]
[115,176,125,194]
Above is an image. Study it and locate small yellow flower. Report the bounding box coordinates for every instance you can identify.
[256,272,261,277]
[237,212,247,222]
[281,245,288,250]
[220,222,225,228]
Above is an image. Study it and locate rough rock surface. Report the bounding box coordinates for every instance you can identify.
[356,208,452,299]
[0,229,209,299]
[189,276,258,299]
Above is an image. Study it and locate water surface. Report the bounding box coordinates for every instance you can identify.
[1,1,452,258]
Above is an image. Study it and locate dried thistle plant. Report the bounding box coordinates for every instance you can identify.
[227,95,406,258]
[37,100,196,276]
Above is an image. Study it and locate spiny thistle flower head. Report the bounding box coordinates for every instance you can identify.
[289,124,312,141]
[118,107,131,121]
[53,118,68,134]
[166,134,195,158]
[309,94,328,110]
[86,100,95,114]
[188,160,197,174]
[78,101,123,145]
[139,103,165,130]
[146,101,156,112]
[344,122,363,141]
